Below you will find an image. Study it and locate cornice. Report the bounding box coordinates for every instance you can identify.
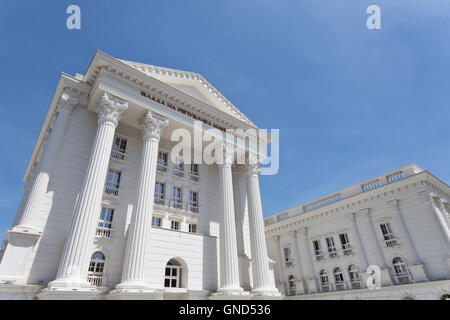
[83,51,258,132]
[118,59,254,126]
[23,74,91,183]
[264,171,448,238]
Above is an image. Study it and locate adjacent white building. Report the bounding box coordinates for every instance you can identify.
[0,51,280,300]
[265,164,450,300]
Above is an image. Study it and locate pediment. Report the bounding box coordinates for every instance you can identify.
[119,59,255,126]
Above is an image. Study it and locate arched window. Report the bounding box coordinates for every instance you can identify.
[320,269,330,292]
[393,257,411,284]
[334,267,345,291]
[288,275,296,289]
[165,259,182,288]
[88,251,105,287]
[348,265,362,289]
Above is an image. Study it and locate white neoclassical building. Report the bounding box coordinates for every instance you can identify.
[0,51,280,300]
[265,164,450,300]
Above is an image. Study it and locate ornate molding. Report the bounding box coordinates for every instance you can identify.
[140,111,169,141]
[95,92,128,126]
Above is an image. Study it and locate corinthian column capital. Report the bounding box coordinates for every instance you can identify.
[58,89,80,111]
[95,92,128,126]
[217,142,235,166]
[140,110,169,141]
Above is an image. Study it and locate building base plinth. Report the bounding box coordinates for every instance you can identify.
[209,290,250,300]
[37,286,106,300]
[105,288,164,300]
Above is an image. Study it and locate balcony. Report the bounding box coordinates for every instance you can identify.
[96,226,112,238]
[104,185,119,197]
[321,284,331,292]
[157,163,168,173]
[385,238,399,248]
[111,150,126,161]
[351,281,362,289]
[396,274,412,284]
[314,251,324,261]
[170,199,184,210]
[87,274,104,287]
[189,172,200,182]
[173,167,184,178]
[328,250,338,259]
[342,244,353,256]
[335,282,346,291]
[154,197,166,206]
[188,202,200,213]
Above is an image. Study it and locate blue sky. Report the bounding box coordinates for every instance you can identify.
[1,1,450,238]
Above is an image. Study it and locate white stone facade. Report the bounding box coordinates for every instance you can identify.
[0,51,280,300]
[264,164,450,300]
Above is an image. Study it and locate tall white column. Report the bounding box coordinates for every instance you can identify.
[232,165,252,291]
[49,92,128,287]
[355,208,393,286]
[13,90,80,232]
[117,111,168,289]
[420,191,450,252]
[275,235,287,295]
[295,227,318,293]
[345,213,369,270]
[245,163,279,295]
[217,144,243,294]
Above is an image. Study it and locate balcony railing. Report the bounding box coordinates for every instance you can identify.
[342,244,353,256]
[173,167,184,177]
[171,200,184,210]
[385,238,399,248]
[157,163,168,172]
[87,274,104,287]
[351,281,362,289]
[104,185,119,196]
[189,172,200,182]
[189,203,200,213]
[111,150,126,161]
[96,226,112,238]
[154,197,166,206]
[328,250,338,258]
[321,284,331,292]
[315,251,324,261]
[396,274,411,284]
[285,259,293,267]
[335,282,346,291]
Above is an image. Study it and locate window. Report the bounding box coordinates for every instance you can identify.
[96,207,114,238]
[164,259,182,288]
[189,191,199,213]
[326,237,337,258]
[283,247,292,266]
[152,216,162,228]
[105,169,121,196]
[288,275,296,295]
[154,182,165,205]
[393,257,411,284]
[339,233,352,255]
[380,223,398,247]
[172,187,183,209]
[171,220,180,231]
[157,151,168,172]
[111,137,127,160]
[348,265,362,289]
[334,267,345,291]
[88,251,105,287]
[188,223,197,233]
[173,161,184,177]
[320,270,330,292]
[190,163,199,182]
[313,240,323,261]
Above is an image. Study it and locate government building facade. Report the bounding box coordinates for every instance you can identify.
[265,164,450,300]
[0,51,280,300]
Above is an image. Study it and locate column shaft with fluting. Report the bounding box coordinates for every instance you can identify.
[51,92,127,286]
[118,111,168,288]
